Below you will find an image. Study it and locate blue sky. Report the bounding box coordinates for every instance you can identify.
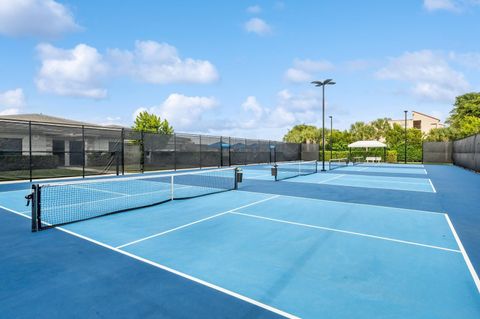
[0,0,479,139]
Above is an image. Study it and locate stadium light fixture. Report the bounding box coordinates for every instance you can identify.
[312,79,336,171]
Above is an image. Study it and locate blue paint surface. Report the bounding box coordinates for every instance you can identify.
[1,163,479,318]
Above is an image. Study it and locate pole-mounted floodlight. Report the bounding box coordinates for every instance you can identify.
[312,79,336,171]
[404,110,408,164]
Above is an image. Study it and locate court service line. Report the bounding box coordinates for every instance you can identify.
[428,179,437,193]
[317,175,345,184]
[0,205,299,319]
[444,214,480,293]
[116,195,280,249]
[230,211,460,253]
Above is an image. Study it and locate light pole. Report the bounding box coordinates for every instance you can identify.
[404,110,408,164]
[329,115,333,161]
[312,79,336,171]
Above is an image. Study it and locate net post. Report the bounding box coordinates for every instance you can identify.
[170,175,174,200]
[31,185,40,232]
[234,167,239,190]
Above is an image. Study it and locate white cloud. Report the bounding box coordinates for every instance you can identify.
[423,0,480,12]
[36,43,108,98]
[424,0,458,11]
[375,50,469,102]
[0,0,80,38]
[285,58,334,83]
[449,52,480,70]
[35,40,218,99]
[246,5,261,14]
[108,40,219,84]
[0,88,26,115]
[133,93,218,131]
[244,18,272,36]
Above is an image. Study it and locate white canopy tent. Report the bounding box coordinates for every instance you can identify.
[348,140,387,162]
[348,140,387,148]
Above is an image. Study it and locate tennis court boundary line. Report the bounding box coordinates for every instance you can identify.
[237,190,444,215]
[444,214,480,293]
[116,195,280,249]
[0,203,299,319]
[428,179,437,193]
[230,211,461,253]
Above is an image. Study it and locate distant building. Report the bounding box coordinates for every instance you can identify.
[388,111,444,135]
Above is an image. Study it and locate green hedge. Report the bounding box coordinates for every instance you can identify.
[318,148,421,163]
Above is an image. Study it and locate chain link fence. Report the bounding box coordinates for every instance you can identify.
[0,119,319,181]
[422,142,452,163]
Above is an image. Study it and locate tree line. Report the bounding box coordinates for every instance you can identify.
[283,92,480,150]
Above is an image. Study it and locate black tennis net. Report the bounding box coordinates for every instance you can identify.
[28,167,238,231]
[273,161,318,181]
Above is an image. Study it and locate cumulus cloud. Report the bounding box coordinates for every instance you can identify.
[375,50,469,102]
[246,5,261,14]
[0,88,26,115]
[108,40,219,84]
[35,43,108,98]
[34,41,219,99]
[285,58,334,83]
[133,93,218,131]
[244,18,272,36]
[0,0,80,38]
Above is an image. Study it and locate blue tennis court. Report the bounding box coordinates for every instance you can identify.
[0,163,479,319]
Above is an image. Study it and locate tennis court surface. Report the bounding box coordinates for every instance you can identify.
[1,163,479,318]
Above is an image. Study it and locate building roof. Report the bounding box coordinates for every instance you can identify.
[0,113,123,128]
[348,140,387,148]
[412,111,440,121]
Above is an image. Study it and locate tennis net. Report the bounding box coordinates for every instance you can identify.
[329,158,348,170]
[273,161,318,181]
[28,167,238,231]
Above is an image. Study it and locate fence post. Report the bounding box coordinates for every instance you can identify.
[199,135,202,169]
[173,133,177,171]
[244,139,247,165]
[220,137,223,167]
[121,128,125,175]
[82,125,85,178]
[29,121,32,182]
[140,131,144,173]
[228,137,231,166]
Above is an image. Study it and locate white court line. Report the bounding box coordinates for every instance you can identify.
[237,190,444,215]
[71,184,127,196]
[444,214,480,293]
[317,175,345,184]
[230,211,461,253]
[0,203,299,319]
[116,195,280,249]
[428,179,437,193]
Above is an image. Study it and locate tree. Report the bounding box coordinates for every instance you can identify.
[425,127,453,142]
[133,111,174,134]
[350,121,376,141]
[370,118,391,140]
[283,124,320,143]
[448,92,480,126]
